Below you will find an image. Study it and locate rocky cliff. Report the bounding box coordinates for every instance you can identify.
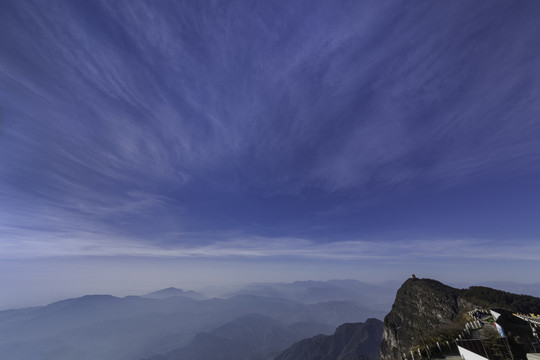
[274,318,383,360]
[379,278,464,360]
[379,277,540,360]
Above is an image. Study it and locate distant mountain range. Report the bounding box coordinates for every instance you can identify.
[143,287,205,300]
[227,279,398,309]
[0,280,388,360]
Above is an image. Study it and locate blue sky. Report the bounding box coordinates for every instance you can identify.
[1,0,540,307]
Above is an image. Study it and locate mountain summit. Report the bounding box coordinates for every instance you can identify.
[143,287,205,300]
[379,277,540,359]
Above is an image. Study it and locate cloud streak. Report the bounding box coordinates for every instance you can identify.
[3,1,540,192]
[1,230,538,263]
[1,0,540,263]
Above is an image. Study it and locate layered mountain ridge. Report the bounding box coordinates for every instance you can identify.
[0,280,386,360]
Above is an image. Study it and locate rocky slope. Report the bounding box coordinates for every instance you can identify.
[144,313,335,360]
[274,318,383,360]
[379,277,540,360]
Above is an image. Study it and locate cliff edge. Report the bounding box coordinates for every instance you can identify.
[380,277,540,360]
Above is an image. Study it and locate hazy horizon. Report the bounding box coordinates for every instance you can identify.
[2,265,540,311]
[1,1,540,311]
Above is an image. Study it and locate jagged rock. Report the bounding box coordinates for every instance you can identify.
[274,318,382,360]
[380,278,463,359]
[379,277,540,360]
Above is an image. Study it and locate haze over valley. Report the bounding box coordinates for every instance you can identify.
[0,280,393,360]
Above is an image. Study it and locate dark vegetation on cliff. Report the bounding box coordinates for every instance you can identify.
[462,286,540,314]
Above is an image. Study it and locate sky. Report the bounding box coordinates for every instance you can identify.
[1,0,540,309]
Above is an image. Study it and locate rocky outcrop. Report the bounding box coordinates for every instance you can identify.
[379,277,540,360]
[379,278,464,360]
[274,318,382,360]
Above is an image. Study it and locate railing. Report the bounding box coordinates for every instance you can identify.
[457,338,513,360]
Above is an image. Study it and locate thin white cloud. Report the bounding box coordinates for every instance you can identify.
[3,0,540,197]
[1,232,538,262]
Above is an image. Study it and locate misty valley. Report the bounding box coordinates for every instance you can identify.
[0,280,395,360]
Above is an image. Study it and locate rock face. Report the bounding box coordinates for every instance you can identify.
[379,278,463,360]
[274,318,383,360]
[379,277,540,360]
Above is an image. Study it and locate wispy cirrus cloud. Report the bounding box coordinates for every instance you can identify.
[1,229,538,262]
[3,1,539,195]
[1,0,540,260]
